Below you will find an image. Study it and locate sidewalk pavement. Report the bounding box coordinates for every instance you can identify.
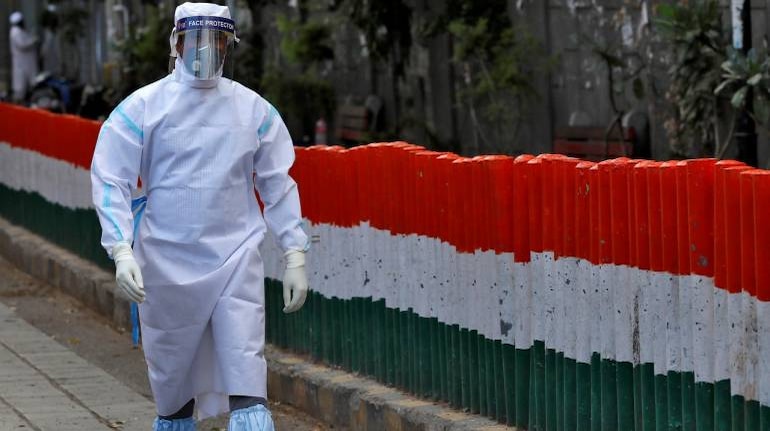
[0,301,155,431]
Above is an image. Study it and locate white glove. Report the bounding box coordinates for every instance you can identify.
[112,242,145,303]
[282,250,308,313]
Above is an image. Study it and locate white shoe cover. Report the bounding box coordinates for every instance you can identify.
[153,416,196,431]
[228,404,275,431]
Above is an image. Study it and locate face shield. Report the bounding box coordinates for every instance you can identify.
[174,16,236,80]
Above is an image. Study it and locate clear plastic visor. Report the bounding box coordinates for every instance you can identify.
[176,29,234,80]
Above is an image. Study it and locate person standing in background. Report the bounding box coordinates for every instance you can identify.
[9,11,39,103]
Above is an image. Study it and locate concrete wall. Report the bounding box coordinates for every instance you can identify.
[4,104,770,428]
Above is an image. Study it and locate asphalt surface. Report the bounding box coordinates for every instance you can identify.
[0,254,332,431]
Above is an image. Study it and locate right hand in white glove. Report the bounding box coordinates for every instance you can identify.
[112,242,145,303]
[282,250,308,313]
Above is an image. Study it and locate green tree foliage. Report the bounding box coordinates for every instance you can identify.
[715,48,770,157]
[335,0,412,77]
[657,1,725,157]
[117,5,169,95]
[423,0,543,153]
[275,14,334,67]
[261,5,336,143]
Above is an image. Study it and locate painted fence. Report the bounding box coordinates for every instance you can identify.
[1,103,769,430]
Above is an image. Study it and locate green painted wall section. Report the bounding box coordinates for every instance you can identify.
[265,278,770,430]
[0,183,111,269]
[3,183,770,429]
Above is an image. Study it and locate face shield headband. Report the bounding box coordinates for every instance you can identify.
[175,16,237,80]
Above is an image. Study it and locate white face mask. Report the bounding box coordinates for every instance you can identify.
[173,15,237,81]
[183,44,223,79]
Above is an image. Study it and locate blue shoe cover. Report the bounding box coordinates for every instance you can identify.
[153,416,196,431]
[229,404,275,431]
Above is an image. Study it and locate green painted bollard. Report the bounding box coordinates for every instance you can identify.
[681,371,695,431]
[640,362,656,431]
[654,373,668,431]
[600,358,617,431]
[545,347,556,431]
[667,370,683,431]
[515,348,530,428]
[385,307,396,386]
[332,295,341,365]
[534,341,546,430]
[637,363,657,431]
[694,381,714,431]
[576,360,591,431]
[321,295,331,364]
[493,340,505,423]
[468,330,479,413]
[760,402,770,431]
[746,399,760,431]
[503,343,516,426]
[556,350,564,431]
[617,361,635,431]
[368,299,378,376]
[634,364,642,431]
[482,336,497,418]
[418,315,429,397]
[408,309,418,394]
[486,337,497,420]
[402,309,413,393]
[349,297,360,372]
[392,307,402,387]
[374,299,385,382]
[429,317,441,400]
[344,297,354,370]
[439,320,449,401]
[476,331,486,416]
[459,328,470,410]
[450,324,461,408]
[591,353,601,431]
[564,356,577,431]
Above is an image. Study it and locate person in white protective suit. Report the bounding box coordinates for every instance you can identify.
[90,3,309,430]
[9,11,39,102]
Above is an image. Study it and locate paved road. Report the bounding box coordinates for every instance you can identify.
[0,254,331,430]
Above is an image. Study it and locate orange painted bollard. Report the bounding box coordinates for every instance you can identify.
[512,155,534,263]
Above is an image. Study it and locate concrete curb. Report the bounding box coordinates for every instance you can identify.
[0,217,514,431]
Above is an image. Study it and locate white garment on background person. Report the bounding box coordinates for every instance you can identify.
[9,15,39,101]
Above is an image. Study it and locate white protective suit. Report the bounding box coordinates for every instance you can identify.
[9,17,39,101]
[90,10,308,418]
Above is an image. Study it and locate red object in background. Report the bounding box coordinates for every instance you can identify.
[314,118,327,145]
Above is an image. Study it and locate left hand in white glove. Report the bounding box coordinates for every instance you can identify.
[282,250,308,313]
